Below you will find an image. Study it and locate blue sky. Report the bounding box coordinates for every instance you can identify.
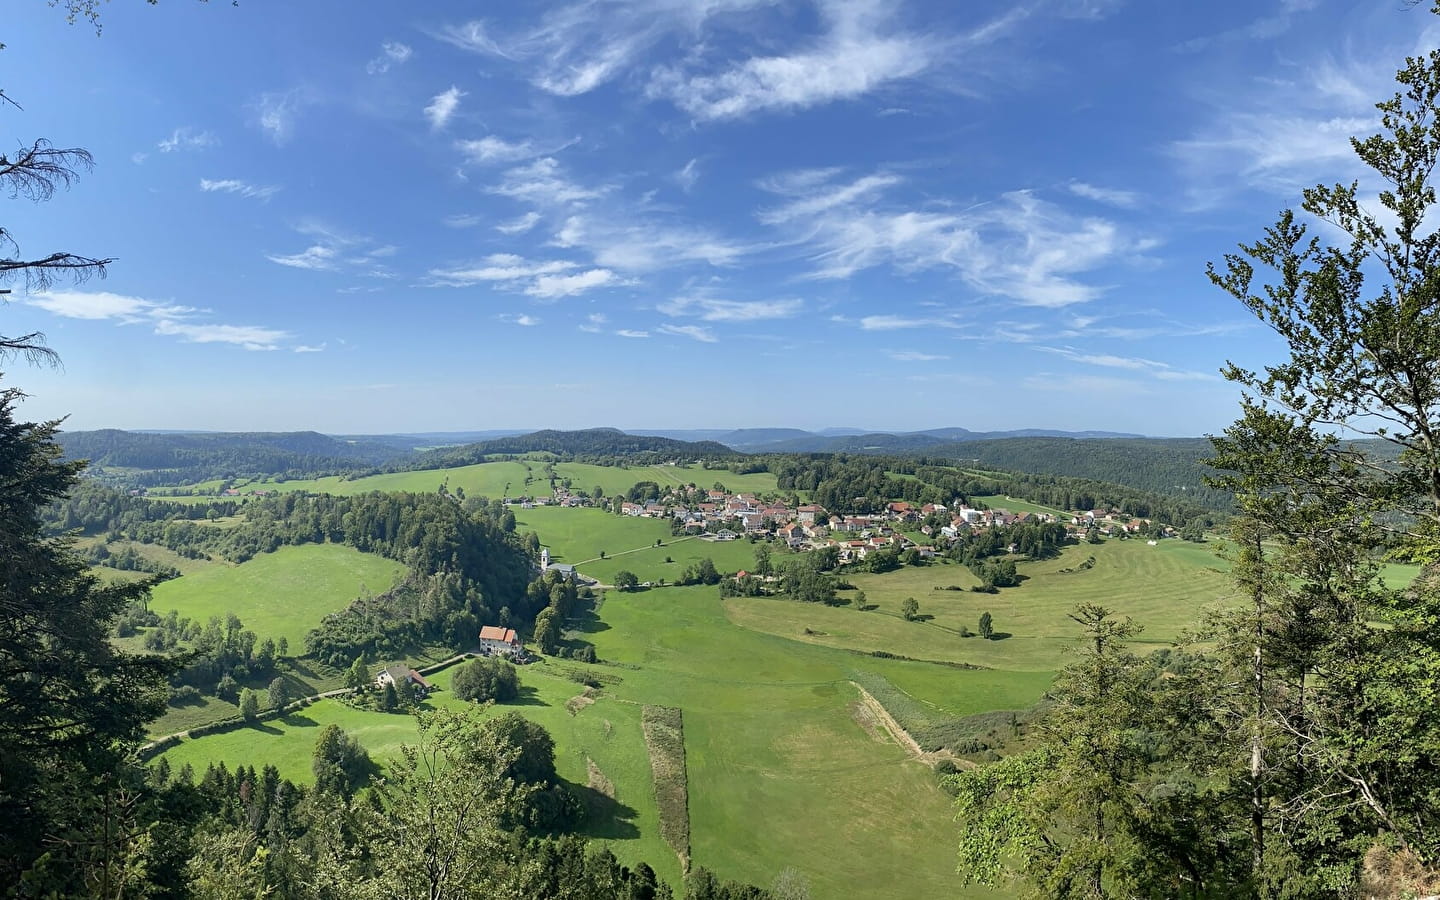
[2,0,1432,435]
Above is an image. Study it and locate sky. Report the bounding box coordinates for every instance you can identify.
[1,0,1433,435]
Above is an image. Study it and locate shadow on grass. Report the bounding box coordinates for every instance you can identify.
[567,782,641,840]
[247,721,284,735]
[987,632,1014,641]
[278,713,319,728]
[509,685,548,707]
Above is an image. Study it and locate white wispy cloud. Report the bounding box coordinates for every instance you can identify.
[157,127,218,153]
[425,86,465,130]
[527,268,619,299]
[675,158,701,192]
[432,2,769,97]
[889,350,949,361]
[1176,0,1318,53]
[1037,346,1218,381]
[252,90,305,145]
[761,169,1137,307]
[293,343,327,353]
[500,313,542,326]
[1066,181,1139,208]
[658,296,802,322]
[153,320,290,351]
[26,291,294,351]
[199,178,280,201]
[443,213,483,228]
[496,212,541,234]
[1170,29,1439,199]
[551,213,744,272]
[268,245,339,271]
[458,135,537,164]
[651,0,939,121]
[491,157,605,206]
[427,253,620,299]
[616,329,650,338]
[579,312,608,333]
[658,323,717,342]
[268,221,395,277]
[860,315,933,330]
[367,41,413,74]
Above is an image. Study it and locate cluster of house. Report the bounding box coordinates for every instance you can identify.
[606,487,1171,556]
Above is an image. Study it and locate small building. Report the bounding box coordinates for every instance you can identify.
[376,665,433,697]
[479,625,522,656]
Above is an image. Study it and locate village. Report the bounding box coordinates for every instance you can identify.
[513,481,1175,568]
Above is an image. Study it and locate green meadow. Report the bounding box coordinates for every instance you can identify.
[970,494,1069,516]
[513,506,761,583]
[158,573,1049,898]
[159,663,681,885]
[155,461,779,503]
[727,538,1235,671]
[148,543,407,648]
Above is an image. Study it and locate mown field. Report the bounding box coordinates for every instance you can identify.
[157,574,1046,898]
[159,662,681,885]
[149,461,780,502]
[148,543,407,649]
[512,507,760,584]
[727,538,1235,671]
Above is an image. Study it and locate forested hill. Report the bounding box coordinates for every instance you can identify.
[410,427,737,466]
[913,437,1231,511]
[57,429,411,483]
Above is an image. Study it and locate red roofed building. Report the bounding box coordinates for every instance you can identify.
[479,626,521,655]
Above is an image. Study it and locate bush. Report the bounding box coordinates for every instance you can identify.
[452,656,520,703]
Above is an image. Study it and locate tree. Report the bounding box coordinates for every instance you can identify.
[901,597,919,621]
[344,655,369,695]
[1200,33,1440,879]
[312,723,371,797]
[952,606,1167,897]
[753,543,773,577]
[613,570,640,591]
[532,607,560,654]
[239,687,260,721]
[451,656,520,704]
[978,611,994,640]
[267,676,292,711]
[853,589,867,610]
[381,681,398,711]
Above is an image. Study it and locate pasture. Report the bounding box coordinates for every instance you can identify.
[153,462,779,504]
[513,507,760,584]
[158,571,1042,898]
[148,543,407,649]
[727,538,1235,671]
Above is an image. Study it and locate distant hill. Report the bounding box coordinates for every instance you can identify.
[912,437,1231,510]
[725,426,1145,453]
[57,429,412,485]
[412,428,737,466]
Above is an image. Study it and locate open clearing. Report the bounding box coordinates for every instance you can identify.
[148,543,407,648]
[153,462,779,503]
[728,538,1234,671]
[513,507,760,584]
[161,574,1035,898]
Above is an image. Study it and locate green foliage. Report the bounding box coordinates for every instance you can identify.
[267,676,292,711]
[451,656,520,704]
[238,688,259,721]
[613,569,640,591]
[311,723,372,797]
[978,611,993,640]
[642,706,690,864]
[900,597,919,621]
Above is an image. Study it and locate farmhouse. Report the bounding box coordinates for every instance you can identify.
[479,625,522,656]
[376,665,433,697]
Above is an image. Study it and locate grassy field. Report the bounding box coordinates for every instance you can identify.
[971,494,1068,516]
[512,507,761,584]
[160,662,681,885]
[152,462,780,503]
[157,572,1039,898]
[148,544,407,648]
[727,538,1234,671]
